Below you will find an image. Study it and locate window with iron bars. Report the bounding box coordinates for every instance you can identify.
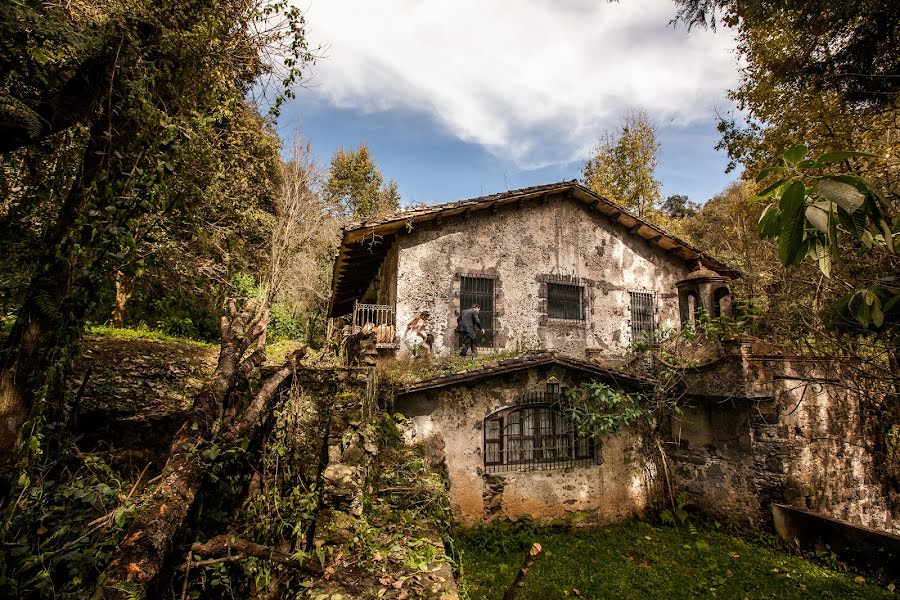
[459,275,495,347]
[484,396,596,472]
[629,290,656,344]
[547,282,584,320]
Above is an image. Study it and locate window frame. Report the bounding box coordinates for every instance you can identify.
[628,289,657,344]
[484,402,596,472]
[546,282,585,321]
[459,274,496,348]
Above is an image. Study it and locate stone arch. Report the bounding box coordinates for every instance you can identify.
[713,286,732,319]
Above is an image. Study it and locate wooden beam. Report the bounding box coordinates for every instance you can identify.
[646,234,664,245]
[344,249,388,259]
[341,256,386,266]
[628,223,642,235]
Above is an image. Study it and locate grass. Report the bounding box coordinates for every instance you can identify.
[378,349,531,388]
[456,520,895,600]
[86,324,213,346]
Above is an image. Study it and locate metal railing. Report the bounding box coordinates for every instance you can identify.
[352,301,398,347]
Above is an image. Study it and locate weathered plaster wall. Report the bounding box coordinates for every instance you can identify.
[668,356,897,534]
[392,198,690,358]
[395,365,656,524]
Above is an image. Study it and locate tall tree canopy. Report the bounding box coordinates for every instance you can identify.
[660,194,700,220]
[670,0,899,201]
[324,144,401,220]
[672,0,900,106]
[0,0,315,470]
[581,111,662,218]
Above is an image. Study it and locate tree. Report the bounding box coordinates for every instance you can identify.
[324,144,401,220]
[671,0,900,106]
[754,146,898,332]
[99,103,284,339]
[660,194,700,220]
[669,0,900,202]
[0,0,314,472]
[268,136,341,345]
[682,181,772,308]
[581,111,662,218]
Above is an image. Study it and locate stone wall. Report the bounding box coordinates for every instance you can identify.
[395,364,657,524]
[389,197,690,359]
[667,355,897,534]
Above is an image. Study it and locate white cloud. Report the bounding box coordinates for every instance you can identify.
[296,0,740,169]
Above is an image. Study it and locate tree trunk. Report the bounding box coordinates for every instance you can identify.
[99,305,307,599]
[112,272,132,329]
[0,320,42,477]
[0,116,112,473]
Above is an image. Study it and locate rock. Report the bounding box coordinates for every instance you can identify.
[324,464,360,497]
[341,441,367,465]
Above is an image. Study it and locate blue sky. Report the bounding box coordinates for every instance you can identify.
[278,1,743,206]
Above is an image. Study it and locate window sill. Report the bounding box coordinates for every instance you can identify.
[541,317,587,326]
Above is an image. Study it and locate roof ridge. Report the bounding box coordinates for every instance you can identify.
[397,351,653,395]
[344,180,578,231]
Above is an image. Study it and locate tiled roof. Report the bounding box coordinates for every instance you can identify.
[329,180,738,317]
[397,352,654,395]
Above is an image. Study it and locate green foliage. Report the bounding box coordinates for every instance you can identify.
[672,1,899,106]
[660,194,700,220]
[0,0,316,464]
[267,303,305,342]
[754,145,897,331]
[659,492,694,527]
[0,448,137,598]
[581,111,662,218]
[374,412,403,449]
[563,382,650,438]
[324,144,401,220]
[459,519,542,557]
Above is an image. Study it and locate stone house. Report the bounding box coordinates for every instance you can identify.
[330,181,897,536]
[328,181,737,359]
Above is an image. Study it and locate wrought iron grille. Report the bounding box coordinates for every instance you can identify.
[629,290,656,344]
[352,301,397,346]
[547,282,584,320]
[460,275,494,348]
[484,394,596,472]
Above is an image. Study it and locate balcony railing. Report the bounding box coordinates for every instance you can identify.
[352,301,398,348]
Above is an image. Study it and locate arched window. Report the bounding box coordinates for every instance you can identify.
[484,404,596,472]
[687,292,698,327]
[713,286,731,319]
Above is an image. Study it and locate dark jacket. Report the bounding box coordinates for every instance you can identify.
[455,308,483,337]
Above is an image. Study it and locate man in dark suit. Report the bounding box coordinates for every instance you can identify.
[455,303,485,357]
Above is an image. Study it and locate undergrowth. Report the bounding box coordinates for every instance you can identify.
[0,444,139,598]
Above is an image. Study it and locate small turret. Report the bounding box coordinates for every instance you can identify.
[675,262,732,328]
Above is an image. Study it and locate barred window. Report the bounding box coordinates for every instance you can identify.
[547,283,584,320]
[484,403,595,472]
[460,275,495,347]
[629,290,656,343]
